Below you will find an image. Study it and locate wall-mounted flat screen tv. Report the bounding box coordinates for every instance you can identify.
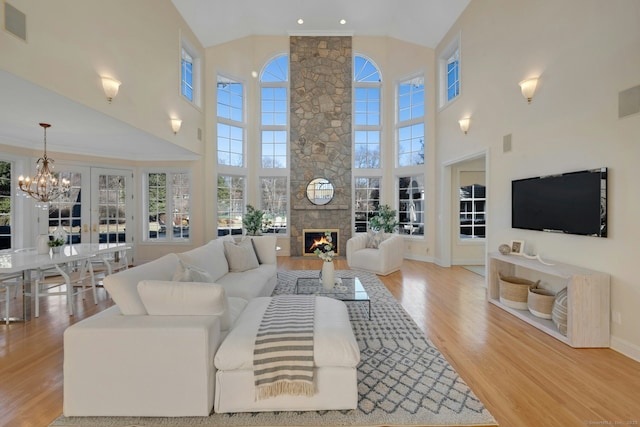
[511,167,607,237]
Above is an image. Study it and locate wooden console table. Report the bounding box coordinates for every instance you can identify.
[487,252,610,348]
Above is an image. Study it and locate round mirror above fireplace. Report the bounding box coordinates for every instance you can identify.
[306,178,334,205]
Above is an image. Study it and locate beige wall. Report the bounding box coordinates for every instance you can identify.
[436,0,640,358]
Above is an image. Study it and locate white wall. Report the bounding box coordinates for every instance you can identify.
[436,0,640,359]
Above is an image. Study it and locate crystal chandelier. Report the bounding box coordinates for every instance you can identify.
[18,123,70,209]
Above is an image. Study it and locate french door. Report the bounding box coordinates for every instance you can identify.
[39,166,133,244]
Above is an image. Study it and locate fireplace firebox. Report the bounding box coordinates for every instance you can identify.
[303,229,339,256]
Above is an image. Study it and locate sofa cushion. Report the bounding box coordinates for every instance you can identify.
[223,238,259,272]
[103,253,180,315]
[249,236,277,265]
[137,280,232,331]
[178,239,229,282]
[172,260,214,283]
[216,264,277,300]
[366,229,386,249]
[215,296,360,371]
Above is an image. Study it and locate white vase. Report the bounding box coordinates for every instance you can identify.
[36,234,49,255]
[321,261,335,290]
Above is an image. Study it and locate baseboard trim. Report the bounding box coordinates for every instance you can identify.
[611,336,640,363]
[404,253,434,263]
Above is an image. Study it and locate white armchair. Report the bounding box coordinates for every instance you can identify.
[346,232,404,276]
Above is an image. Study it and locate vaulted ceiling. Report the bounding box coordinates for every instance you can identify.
[0,1,469,161]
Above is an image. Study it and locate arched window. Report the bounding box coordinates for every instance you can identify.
[353,55,382,232]
[259,55,289,234]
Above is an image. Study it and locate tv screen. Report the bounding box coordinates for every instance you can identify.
[511,168,607,237]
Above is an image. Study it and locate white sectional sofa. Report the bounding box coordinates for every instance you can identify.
[63,235,360,417]
[63,236,278,417]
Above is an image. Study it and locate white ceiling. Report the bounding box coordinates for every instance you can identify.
[0,1,469,162]
[171,0,470,49]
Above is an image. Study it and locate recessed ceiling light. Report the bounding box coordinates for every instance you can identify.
[297,18,304,25]
[339,19,347,25]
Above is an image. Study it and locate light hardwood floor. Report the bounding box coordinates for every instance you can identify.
[1,258,639,426]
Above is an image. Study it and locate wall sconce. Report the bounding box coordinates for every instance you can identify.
[519,77,539,104]
[101,77,121,103]
[458,117,471,135]
[170,118,182,134]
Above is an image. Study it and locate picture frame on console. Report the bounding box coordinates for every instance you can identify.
[510,240,525,255]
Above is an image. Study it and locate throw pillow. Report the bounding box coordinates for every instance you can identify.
[172,260,214,283]
[551,287,568,336]
[137,280,232,331]
[223,238,260,272]
[366,229,386,249]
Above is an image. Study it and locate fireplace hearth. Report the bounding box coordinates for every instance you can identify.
[303,229,339,256]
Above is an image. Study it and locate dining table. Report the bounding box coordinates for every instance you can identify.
[0,242,131,322]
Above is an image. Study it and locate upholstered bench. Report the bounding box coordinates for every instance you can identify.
[214,296,360,413]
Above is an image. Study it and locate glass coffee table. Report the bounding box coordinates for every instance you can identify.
[295,276,371,319]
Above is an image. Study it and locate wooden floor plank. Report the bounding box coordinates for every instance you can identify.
[1,258,639,426]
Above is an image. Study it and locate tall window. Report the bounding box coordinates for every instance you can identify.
[181,37,201,106]
[217,76,244,167]
[459,183,486,239]
[48,172,81,243]
[217,175,245,236]
[398,175,424,236]
[145,171,190,242]
[354,177,380,232]
[353,55,382,231]
[181,49,193,102]
[439,36,460,108]
[446,50,460,102]
[0,161,12,249]
[397,76,425,167]
[260,177,287,234]
[354,55,381,169]
[259,55,289,233]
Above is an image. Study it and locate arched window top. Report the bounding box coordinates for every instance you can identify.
[261,55,288,83]
[354,55,381,83]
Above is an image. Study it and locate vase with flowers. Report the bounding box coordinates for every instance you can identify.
[313,230,336,290]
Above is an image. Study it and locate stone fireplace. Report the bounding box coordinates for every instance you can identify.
[302,229,339,256]
[289,36,353,257]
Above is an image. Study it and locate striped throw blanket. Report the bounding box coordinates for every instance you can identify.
[253,295,316,400]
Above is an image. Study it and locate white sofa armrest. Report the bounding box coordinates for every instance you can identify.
[63,306,221,417]
[346,233,368,266]
[377,234,405,273]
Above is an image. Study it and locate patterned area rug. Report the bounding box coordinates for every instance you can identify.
[50,270,497,427]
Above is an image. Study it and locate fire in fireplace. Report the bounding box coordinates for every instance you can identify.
[303,229,339,256]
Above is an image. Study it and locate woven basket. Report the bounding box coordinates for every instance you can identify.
[498,273,540,310]
[528,287,556,319]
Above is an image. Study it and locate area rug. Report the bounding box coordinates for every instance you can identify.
[50,270,497,427]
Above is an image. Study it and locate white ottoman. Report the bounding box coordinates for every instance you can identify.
[214,296,360,413]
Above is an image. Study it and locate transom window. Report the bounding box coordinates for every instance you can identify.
[446,50,460,102]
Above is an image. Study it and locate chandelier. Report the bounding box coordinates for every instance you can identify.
[18,123,70,208]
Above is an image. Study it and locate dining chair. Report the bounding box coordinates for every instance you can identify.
[34,258,96,317]
[0,272,23,324]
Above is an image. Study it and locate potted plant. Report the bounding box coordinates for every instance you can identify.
[48,237,65,254]
[369,204,400,233]
[242,205,271,236]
